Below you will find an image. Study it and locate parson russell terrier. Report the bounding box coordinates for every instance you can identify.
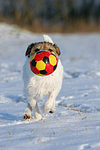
[23,35,63,120]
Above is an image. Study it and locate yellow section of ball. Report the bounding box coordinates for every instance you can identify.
[38,74,46,76]
[49,55,56,66]
[36,60,46,70]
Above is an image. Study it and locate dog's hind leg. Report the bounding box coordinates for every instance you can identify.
[41,89,59,113]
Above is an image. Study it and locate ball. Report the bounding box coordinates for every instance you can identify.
[30,51,58,76]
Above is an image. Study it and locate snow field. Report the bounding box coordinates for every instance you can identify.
[0,23,100,150]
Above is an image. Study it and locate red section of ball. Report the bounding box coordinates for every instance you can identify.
[34,51,51,61]
[45,63,54,75]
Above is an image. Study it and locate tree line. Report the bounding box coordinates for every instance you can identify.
[0,0,100,32]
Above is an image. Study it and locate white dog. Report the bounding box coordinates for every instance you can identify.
[23,35,63,120]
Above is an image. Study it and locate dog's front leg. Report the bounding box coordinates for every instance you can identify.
[24,98,42,120]
[24,103,32,119]
[29,98,42,120]
[41,89,59,113]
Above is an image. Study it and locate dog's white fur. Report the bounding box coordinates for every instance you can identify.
[23,35,63,120]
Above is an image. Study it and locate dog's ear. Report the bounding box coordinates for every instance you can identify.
[25,43,35,57]
[53,44,61,56]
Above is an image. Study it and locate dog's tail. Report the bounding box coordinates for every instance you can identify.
[43,34,54,44]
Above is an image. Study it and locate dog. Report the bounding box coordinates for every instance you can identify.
[23,35,63,120]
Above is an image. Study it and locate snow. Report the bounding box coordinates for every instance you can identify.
[0,23,100,150]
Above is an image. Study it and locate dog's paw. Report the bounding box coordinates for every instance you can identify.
[23,114,31,120]
[41,104,55,114]
[49,109,55,113]
[35,113,43,120]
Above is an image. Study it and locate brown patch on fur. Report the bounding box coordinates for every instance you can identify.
[49,109,55,113]
[25,42,61,58]
[23,114,31,120]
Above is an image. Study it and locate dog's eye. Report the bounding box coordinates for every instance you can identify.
[35,48,40,52]
[49,49,53,52]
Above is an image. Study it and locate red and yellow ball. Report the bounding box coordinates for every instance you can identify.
[30,51,58,76]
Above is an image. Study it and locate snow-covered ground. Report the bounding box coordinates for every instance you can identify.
[0,23,100,150]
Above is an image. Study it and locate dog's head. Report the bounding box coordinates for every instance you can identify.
[25,35,61,58]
